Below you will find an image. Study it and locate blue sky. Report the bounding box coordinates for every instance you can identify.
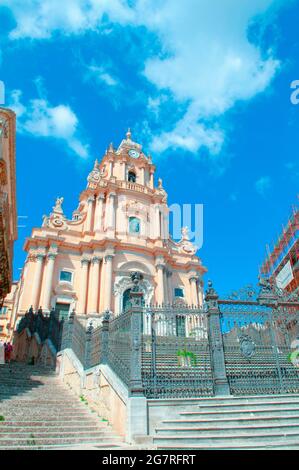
[0,0,298,297]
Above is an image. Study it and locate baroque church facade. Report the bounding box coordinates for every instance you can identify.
[14,131,206,323]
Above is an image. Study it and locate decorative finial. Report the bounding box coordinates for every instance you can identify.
[94,158,99,168]
[158,178,163,189]
[108,142,114,152]
[126,128,132,140]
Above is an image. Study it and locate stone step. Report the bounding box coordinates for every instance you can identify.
[0,417,103,424]
[0,442,128,450]
[180,407,299,418]
[162,415,299,427]
[155,423,299,436]
[0,399,89,406]
[0,417,108,432]
[156,440,299,450]
[0,424,106,432]
[194,400,299,411]
[0,411,97,420]
[147,395,299,404]
[153,431,299,446]
[0,430,118,439]
[0,436,122,446]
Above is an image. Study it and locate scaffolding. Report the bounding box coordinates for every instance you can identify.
[260,204,299,293]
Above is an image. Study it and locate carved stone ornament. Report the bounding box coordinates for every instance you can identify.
[239,335,255,359]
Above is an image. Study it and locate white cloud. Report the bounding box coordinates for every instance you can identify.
[135,0,281,155]
[3,0,134,39]
[9,89,89,158]
[3,0,287,157]
[255,176,272,196]
[86,64,118,87]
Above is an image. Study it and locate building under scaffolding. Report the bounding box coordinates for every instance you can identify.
[261,205,299,293]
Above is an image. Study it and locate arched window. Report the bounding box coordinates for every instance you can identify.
[129,216,141,234]
[128,171,136,183]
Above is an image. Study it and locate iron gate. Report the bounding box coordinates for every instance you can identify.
[217,281,299,396]
[141,306,214,398]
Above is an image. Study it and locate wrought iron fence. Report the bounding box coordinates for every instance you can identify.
[52,274,299,399]
[61,312,103,369]
[107,310,132,386]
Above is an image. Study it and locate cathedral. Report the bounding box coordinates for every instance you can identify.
[15,130,206,323]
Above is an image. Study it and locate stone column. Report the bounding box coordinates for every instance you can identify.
[43,253,57,311]
[206,282,230,396]
[156,261,165,305]
[149,170,154,189]
[85,196,94,232]
[78,258,89,314]
[189,276,199,307]
[163,268,169,304]
[105,192,116,233]
[89,256,101,313]
[167,270,173,305]
[31,253,45,310]
[120,161,126,180]
[103,255,114,311]
[140,166,145,186]
[155,205,161,238]
[109,160,114,178]
[94,194,105,232]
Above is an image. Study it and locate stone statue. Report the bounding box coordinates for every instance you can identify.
[53,197,64,214]
[181,226,189,240]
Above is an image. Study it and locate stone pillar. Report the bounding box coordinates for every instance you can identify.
[43,253,57,311]
[109,160,114,178]
[140,166,145,186]
[163,268,169,304]
[156,261,165,305]
[162,207,169,240]
[85,196,94,232]
[103,255,114,311]
[167,270,173,304]
[89,256,101,313]
[78,258,89,314]
[94,194,105,231]
[149,170,154,189]
[189,276,199,307]
[155,205,161,238]
[129,290,144,397]
[206,281,230,396]
[31,253,45,310]
[105,192,116,233]
[121,161,126,180]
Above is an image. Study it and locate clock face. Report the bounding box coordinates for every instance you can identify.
[128,149,140,159]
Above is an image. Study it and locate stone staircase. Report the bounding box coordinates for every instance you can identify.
[0,362,129,450]
[152,395,299,450]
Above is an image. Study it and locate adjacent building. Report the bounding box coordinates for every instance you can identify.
[0,108,17,309]
[261,206,299,293]
[13,130,206,326]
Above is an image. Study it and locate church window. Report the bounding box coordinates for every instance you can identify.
[128,171,136,183]
[174,287,184,298]
[60,270,73,283]
[129,216,141,234]
[0,307,7,315]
